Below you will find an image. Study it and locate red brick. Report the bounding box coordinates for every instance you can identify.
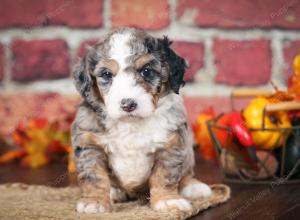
[12,39,70,82]
[111,0,170,30]
[0,0,102,28]
[283,40,300,80]
[46,0,103,28]
[177,0,300,29]
[0,93,79,135]
[0,0,47,28]
[0,44,4,81]
[213,39,271,86]
[77,39,99,58]
[172,41,204,82]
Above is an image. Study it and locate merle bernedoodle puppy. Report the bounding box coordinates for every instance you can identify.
[71,28,212,214]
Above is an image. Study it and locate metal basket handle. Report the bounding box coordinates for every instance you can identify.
[231,88,300,129]
[262,101,300,129]
[264,101,300,112]
[231,88,273,98]
[230,88,273,110]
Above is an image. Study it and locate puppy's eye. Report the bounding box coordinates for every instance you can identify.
[140,67,153,78]
[100,70,113,81]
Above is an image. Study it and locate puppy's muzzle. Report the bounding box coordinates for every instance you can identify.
[121,98,137,113]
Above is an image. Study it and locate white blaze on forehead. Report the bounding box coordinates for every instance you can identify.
[105,31,155,120]
[108,32,133,70]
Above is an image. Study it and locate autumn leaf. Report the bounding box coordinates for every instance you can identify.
[0,115,75,172]
[193,107,217,160]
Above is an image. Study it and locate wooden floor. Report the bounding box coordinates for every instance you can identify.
[0,153,299,220]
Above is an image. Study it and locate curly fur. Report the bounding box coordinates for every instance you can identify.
[71,28,211,213]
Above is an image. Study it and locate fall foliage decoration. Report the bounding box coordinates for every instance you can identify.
[0,117,75,173]
[193,107,217,160]
[288,54,300,99]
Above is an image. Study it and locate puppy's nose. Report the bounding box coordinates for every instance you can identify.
[121,98,137,112]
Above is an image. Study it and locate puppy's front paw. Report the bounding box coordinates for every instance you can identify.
[180,182,212,199]
[153,198,192,212]
[76,200,110,213]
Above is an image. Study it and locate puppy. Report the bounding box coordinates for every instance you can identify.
[71,28,212,214]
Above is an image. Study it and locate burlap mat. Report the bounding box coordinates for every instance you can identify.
[0,183,230,220]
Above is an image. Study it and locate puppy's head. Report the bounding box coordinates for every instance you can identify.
[73,28,187,120]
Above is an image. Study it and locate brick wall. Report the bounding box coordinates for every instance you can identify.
[0,0,300,133]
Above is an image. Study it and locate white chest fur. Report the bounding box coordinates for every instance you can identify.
[102,94,188,189]
[105,117,168,189]
[110,150,154,189]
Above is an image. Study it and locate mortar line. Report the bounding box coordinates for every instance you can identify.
[2,41,12,91]
[270,31,286,89]
[195,37,216,84]
[1,26,300,43]
[103,0,112,30]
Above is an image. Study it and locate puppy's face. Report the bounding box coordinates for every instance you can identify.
[94,33,163,120]
[73,28,187,120]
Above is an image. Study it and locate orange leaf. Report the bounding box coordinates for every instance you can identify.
[0,149,26,164]
[21,153,49,168]
[6,115,73,169]
[28,118,48,129]
[194,107,217,160]
[267,81,293,103]
[68,152,76,173]
[12,128,28,146]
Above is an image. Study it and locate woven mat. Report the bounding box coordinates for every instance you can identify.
[0,183,230,220]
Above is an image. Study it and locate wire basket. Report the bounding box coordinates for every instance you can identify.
[207,89,300,184]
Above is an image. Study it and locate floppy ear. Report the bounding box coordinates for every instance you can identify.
[73,49,104,113]
[145,36,187,94]
[73,55,92,98]
[161,37,187,94]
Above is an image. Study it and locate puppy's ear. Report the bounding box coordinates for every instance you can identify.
[73,49,104,113]
[161,37,187,94]
[73,46,101,97]
[146,36,187,94]
[73,55,92,98]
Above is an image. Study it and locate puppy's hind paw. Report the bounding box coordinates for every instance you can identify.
[153,198,192,212]
[76,201,110,214]
[180,182,212,200]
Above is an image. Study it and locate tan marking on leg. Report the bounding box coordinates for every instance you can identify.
[149,131,193,211]
[78,131,102,147]
[149,166,180,207]
[179,174,195,190]
[150,169,192,211]
[165,132,182,149]
[77,165,112,213]
[150,132,184,203]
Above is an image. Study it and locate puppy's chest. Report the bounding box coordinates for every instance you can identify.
[104,120,168,189]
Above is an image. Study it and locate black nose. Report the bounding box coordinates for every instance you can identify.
[121,98,137,112]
